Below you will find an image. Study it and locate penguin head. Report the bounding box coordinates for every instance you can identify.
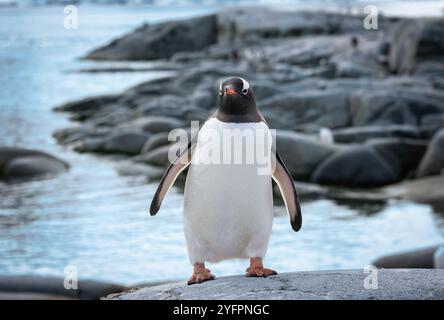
[218,77,256,117]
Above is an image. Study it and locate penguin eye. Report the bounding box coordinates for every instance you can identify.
[242,88,248,95]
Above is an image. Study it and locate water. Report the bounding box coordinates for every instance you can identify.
[0,5,443,286]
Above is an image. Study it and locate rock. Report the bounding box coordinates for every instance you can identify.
[276,130,338,179]
[120,116,184,134]
[0,147,69,181]
[388,19,444,74]
[384,175,444,213]
[417,19,444,60]
[75,132,149,155]
[0,275,125,300]
[103,132,149,155]
[373,246,439,269]
[53,125,110,145]
[85,15,217,61]
[369,138,427,178]
[260,89,350,130]
[416,129,444,178]
[388,20,422,74]
[54,95,120,121]
[332,125,422,143]
[311,138,427,187]
[349,88,444,126]
[415,61,444,78]
[434,246,444,269]
[312,145,396,187]
[141,132,171,154]
[135,144,173,167]
[106,269,444,300]
[274,181,328,201]
[116,163,164,179]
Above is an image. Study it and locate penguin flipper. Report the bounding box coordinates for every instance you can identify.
[272,152,302,232]
[149,142,193,216]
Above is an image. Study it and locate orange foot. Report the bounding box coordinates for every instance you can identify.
[246,257,277,278]
[187,263,216,285]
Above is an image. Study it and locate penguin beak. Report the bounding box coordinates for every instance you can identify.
[225,87,237,96]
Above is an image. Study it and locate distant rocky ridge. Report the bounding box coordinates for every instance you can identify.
[55,7,444,208]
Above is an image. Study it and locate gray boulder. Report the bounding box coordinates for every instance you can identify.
[434,246,444,269]
[312,145,397,187]
[0,275,125,300]
[75,132,149,155]
[416,129,444,178]
[373,246,438,269]
[141,132,171,154]
[349,88,444,126]
[333,125,422,143]
[116,163,164,180]
[54,95,120,121]
[276,130,337,179]
[260,89,350,130]
[85,14,217,61]
[135,144,173,167]
[0,147,69,181]
[120,116,184,134]
[312,138,427,187]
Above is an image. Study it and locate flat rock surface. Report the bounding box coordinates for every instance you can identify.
[107,269,444,300]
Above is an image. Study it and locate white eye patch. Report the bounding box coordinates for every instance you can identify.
[239,77,249,95]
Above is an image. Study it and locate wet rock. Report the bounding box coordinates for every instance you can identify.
[372,246,439,269]
[416,129,444,178]
[53,126,111,145]
[119,116,184,134]
[0,147,69,181]
[260,89,350,130]
[332,125,422,143]
[116,163,164,180]
[349,88,444,126]
[141,132,171,154]
[384,175,444,213]
[276,130,338,179]
[85,15,217,61]
[434,246,444,269]
[135,144,173,167]
[54,95,120,121]
[104,132,149,155]
[312,145,397,187]
[369,138,427,178]
[75,132,149,155]
[388,20,422,74]
[417,19,444,61]
[312,138,426,187]
[107,269,444,300]
[274,181,328,201]
[0,275,125,300]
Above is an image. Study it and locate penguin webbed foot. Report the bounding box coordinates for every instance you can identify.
[246,267,277,277]
[245,257,277,278]
[187,263,216,285]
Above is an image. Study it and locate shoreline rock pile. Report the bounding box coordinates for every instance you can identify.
[54,7,444,207]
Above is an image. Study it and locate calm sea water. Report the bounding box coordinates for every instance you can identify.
[0,5,443,286]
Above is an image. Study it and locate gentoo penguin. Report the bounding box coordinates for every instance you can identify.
[150,77,302,285]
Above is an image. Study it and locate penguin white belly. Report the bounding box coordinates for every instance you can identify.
[183,118,274,264]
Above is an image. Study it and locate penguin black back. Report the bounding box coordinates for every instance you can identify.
[216,77,262,123]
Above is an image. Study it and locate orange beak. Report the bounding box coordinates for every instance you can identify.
[225,87,237,96]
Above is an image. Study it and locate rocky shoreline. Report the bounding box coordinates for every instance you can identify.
[53,7,444,212]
